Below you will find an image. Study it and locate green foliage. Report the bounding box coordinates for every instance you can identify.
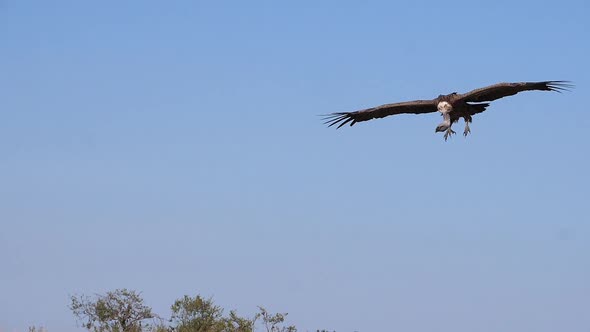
[170,295,225,332]
[150,324,171,332]
[169,295,253,332]
[254,307,296,332]
[68,289,302,332]
[69,289,154,332]
[225,310,255,332]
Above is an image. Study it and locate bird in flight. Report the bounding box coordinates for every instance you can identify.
[323,81,573,140]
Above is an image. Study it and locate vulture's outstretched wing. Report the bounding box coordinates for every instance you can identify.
[458,81,573,103]
[323,99,438,128]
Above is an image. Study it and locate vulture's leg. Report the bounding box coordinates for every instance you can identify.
[463,122,471,137]
[444,127,456,141]
[463,116,472,137]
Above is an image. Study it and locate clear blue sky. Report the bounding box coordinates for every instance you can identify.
[1,1,589,331]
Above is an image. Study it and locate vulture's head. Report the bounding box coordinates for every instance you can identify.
[435,123,450,133]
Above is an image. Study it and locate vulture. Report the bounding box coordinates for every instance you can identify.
[323,81,573,140]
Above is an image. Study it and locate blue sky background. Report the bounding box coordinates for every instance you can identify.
[1,1,589,331]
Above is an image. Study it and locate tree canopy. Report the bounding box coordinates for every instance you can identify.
[69,289,305,332]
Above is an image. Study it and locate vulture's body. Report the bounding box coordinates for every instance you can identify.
[324,81,572,140]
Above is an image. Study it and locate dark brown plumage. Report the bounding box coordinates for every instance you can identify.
[323,81,572,139]
[323,99,438,128]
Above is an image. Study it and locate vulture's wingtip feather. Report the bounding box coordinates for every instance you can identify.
[546,81,574,92]
[321,112,354,129]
